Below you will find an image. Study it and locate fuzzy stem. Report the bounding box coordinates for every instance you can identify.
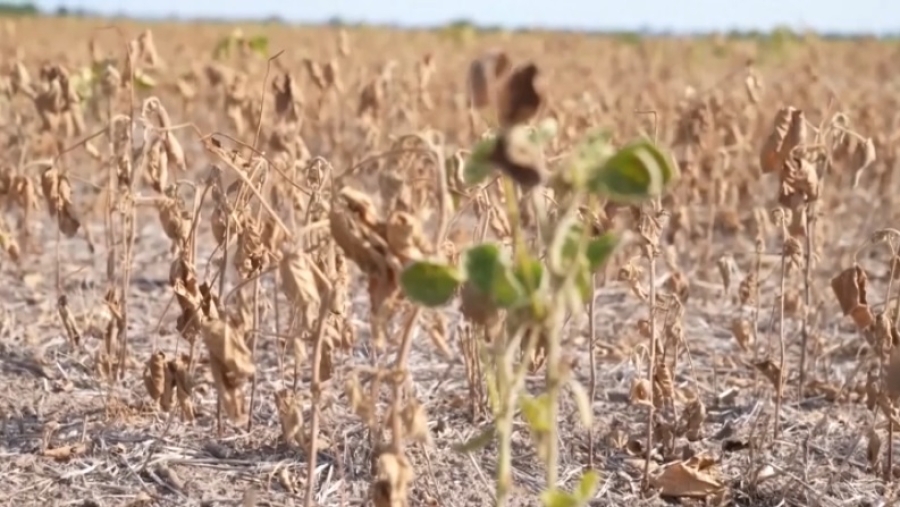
[543,307,563,489]
[641,240,658,492]
[390,307,422,454]
[587,270,598,469]
[304,287,336,507]
[775,219,787,439]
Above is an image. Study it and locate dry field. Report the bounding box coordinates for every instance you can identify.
[2,15,900,507]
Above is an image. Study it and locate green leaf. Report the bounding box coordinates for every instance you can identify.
[588,140,678,202]
[464,243,502,294]
[247,35,269,57]
[463,243,526,308]
[586,233,618,272]
[452,425,496,453]
[463,136,496,186]
[400,261,462,307]
[519,393,552,433]
[540,489,578,507]
[576,470,600,502]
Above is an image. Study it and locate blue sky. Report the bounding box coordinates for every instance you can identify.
[29,0,898,34]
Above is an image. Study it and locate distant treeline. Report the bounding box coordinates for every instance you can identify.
[0,5,895,40]
[0,1,38,15]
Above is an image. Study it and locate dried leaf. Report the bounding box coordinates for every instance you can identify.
[831,265,874,329]
[275,389,304,447]
[200,318,255,424]
[731,319,753,352]
[754,359,783,390]
[651,460,724,498]
[629,378,653,406]
[371,451,414,507]
[759,107,794,174]
[42,443,86,461]
[466,50,510,108]
[496,63,542,127]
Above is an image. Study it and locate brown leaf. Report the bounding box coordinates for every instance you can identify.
[371,451,414,507]
[274,389,304,447]
[168,354,194,421]
[759,107,794,173]
[401,399,431,445]
[831,265,874,329]
[42,443,86,461]
[385,210,430,262]
[200,318,255,423]
[279,248,321,325]
[886,347,900,401]
[682,396,707,441]
[629,378,653,406]
[466,50,511,109]
[753,359,783,390]
[143,351,173,411]
[851,137,877,188]
[731,319,753,352]
[779,108,807,164]
[651,460,724,498]
[496,63,542,127]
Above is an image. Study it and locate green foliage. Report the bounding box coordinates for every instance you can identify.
[463,135,497,186]
[540,470,599,507]
[464,243,529,308]
[586,233,618,272]
[246,35,269,57]
[610,31,643,46]
[586,139,678,202]
[400,261,462,307]
[69,60,156,103]
[440,19,478,46]
[398,100,677,507]
[212,30,270,60]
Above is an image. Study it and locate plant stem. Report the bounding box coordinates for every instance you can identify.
[390,306,422,454]
[642,242,657,492]
[247,274,261,431]
[587,271,598,469]
[775,219,787,440]
[304,288,336,507]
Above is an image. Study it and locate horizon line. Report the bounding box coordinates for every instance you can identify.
[5,4,900,38]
